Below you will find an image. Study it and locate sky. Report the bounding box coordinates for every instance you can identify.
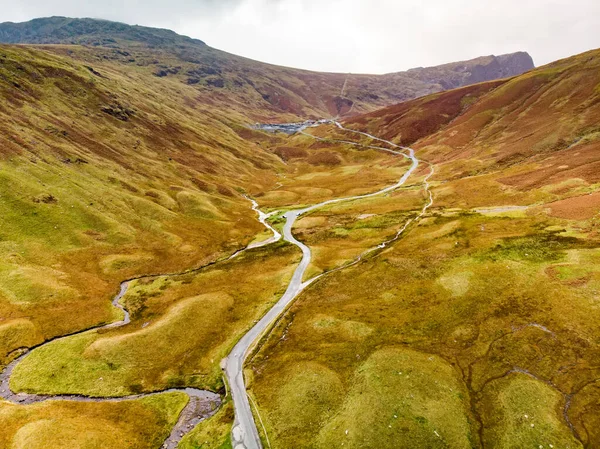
[2,0,600,74]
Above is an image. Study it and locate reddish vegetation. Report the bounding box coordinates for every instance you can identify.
[307,151,342,166]
[345,80,506,145]
[274,146,309,161]
[500,140,600,190]
[346,49,600,199]
[422,52,600,169]
[547,191,600,220]
[324,96,354,117]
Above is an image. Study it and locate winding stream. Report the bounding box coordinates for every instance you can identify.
[0,281,221,449]
[0,121,433,449]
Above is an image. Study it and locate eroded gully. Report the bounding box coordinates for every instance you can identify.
[0,121,433,449]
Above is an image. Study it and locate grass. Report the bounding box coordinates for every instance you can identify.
[10,242,299,396]
[478,232,589,263]
[0,43,286,364]
[247,59,600,447]
[256,134,413,209]
[249,210,600,448]
[1,42,600,449]
[0,392,188,449]
[0,43,436,368]
[479,373,582,448]
[293,185,426,279]
[315,349,474,449]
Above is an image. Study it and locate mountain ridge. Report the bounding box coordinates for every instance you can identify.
[0,17,535,118]
[0,16,206,47]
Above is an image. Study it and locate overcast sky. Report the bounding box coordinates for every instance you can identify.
[3,0,600,74]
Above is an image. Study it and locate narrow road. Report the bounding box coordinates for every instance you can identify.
[224,121,434,449]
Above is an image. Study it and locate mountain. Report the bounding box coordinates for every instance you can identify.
[347,48,600,177]
[8,16,598,449]
[406,52,534,89]
[0,17,534,118]
[247,48,600,449]
[0,16,206,47]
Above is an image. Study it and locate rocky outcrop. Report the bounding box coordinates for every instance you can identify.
[467,52,535,84]
[405,52,535,91]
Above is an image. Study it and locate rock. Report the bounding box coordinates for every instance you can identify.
[101,102,135,121]
[33,193,58,204]
[206,77,225,88]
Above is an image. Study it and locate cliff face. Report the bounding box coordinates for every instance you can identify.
[404,52,535,91]
[467,52,535,84]
[496,51,536,76]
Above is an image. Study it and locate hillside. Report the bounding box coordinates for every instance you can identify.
[0,17,534,118]
[0,38,431,448]
[247,49,600,449]
[0,41,415,375]
[347,48,600,189]
[0,16,207,47]
[5,15,600,449]
[0,43,279,358]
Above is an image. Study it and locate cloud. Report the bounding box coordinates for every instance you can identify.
[2,0,599,73]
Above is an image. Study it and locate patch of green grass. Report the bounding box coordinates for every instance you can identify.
[480,233,587,263]
[253,348,474,449]
[251,362,344,448]
[9,244,299,396]
[480,373,582,449]
[315,348,474,449]
[554,265,593,281]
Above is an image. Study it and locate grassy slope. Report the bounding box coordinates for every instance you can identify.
[0,43,420,365]
[0,392,188,449]
[249,49,600,448]
[2,40,483,364]
[10,242,299,396]
[0,29,590,449]
[0,42,443,448]
[0,44,286,364]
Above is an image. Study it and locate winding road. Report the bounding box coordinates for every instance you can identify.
[0,121,434,449]
[224,121,434,449]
